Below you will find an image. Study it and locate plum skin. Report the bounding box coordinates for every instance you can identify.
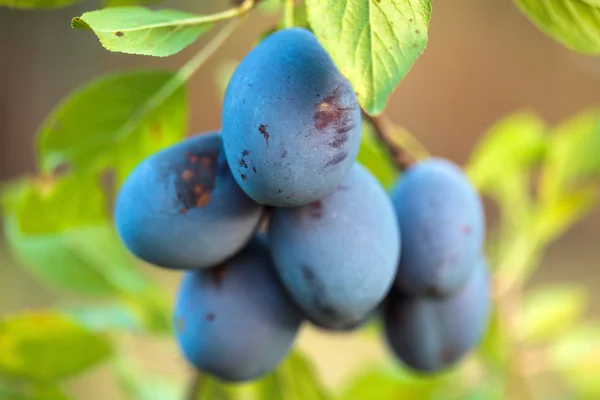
[383,258,491,373]
[174,239,303,382]
[391,158,485,297]
[115,132,263,270]
[222,27,362,207]
[269,163,401,328]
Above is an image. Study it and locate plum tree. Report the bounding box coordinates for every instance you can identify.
[174,239,303,382]
[383,257,491,373]
[269,163,400,328]
[390,158,484,296]
[222,28,362,207]
[115,132,263,270]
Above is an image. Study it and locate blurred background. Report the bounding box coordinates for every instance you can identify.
[1,0,599,398]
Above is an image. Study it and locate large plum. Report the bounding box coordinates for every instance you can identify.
[174,239,303,382]
[383,258,491,373]
[222,28,362,207]
[391,158,484,296]
[115,132,263,270]
[269,163,400,327]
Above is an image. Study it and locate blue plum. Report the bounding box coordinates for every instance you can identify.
[383,258,491,373]
[174,239,303,382]
[115,132,263,270]
[222,28,362,207]
[269,163,400,327]
[390,158,485,296]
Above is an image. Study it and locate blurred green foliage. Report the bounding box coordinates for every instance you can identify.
[1,0,600,399]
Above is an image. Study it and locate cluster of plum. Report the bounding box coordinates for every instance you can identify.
[114,28,490,382]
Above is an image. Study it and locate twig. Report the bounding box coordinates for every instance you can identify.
[363,112,426,171]
[186,373,203,400]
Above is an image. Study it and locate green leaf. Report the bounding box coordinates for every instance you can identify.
[61,303,146,334]
[0,312,112,381]
[0,384,71,400]
[0,0,80,10]
[306,0,432,115]
[115,359,183,400]
[478,305,511,368]
[514,0,600,55]
[521,284,588,343]
[72,7,213,57]
[104,0,161,7]
[466,112,547,193]
[549,323,600,396]
[540,108,600,200]
[2,176,152,295]
[357,121,399,189]
[258,0,281,14]
[37,70,187,184]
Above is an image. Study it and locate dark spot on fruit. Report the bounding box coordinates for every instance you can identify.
[314,88,356,146]
[300,264,340,319]
[239,158,248,169]
[280,149,288,158]
[425,285,444,298]
[329,135,349,149]
[337,185,349,191]
[252,167,257,173]
[205,313,215,322]
[308,201,323,218]
[175,152,218,209]
[115,31,124,37]
[325,151,348,167]
[278,188,283,193]
[286,192,295,199]
[241,173,247,182]
[258,124,269,144]
[241,149,250,157]
[180,208,188,214]
[462,225,472,235]
[209,263,228,287]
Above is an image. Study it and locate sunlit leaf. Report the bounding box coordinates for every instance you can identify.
[306,0,432,115]
[0,0,80,9]
[0,312,111,381]
[514,0,600,55]
[521,284,588,343]
[72,7,213,56]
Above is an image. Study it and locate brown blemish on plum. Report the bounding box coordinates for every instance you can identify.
[241,149,250,157]
[241,173,247,182]
[176,152,218,209]
[280,149,288,159]
[286,192,295,199]
[258,124,269,144]
[325,151,348,167]
[181,170,194,181]
[180,208,188,214]
[252,167,257,173]
[209,263,228,287]
[308,201,323,219]
[205,313,215,322]
[278,188,283,194]
[329,135,349,149]
[239,158,248,169]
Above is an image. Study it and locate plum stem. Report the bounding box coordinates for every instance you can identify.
[363,112,429,171]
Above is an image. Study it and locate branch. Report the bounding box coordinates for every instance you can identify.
[186,373,203,400]
[363,112,419,171]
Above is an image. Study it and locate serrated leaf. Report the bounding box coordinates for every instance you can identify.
[466,112,547,192]
[358,121,399,189]
[72,7,213,56]
[521,285,588,343]
[540,108,600,200]
[37,71,187,183]
[0,312,112,381]
[514,0,600,55]
[0,0,80,9]
[549,323,600,396]
[2,176,152,295]
[306,0,431,115]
